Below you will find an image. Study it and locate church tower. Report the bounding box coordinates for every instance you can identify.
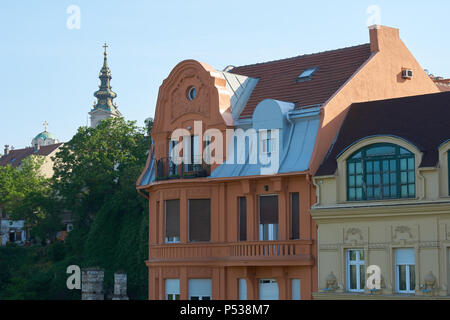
[89,44,122,128]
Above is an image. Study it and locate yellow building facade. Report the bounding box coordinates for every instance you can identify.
[312,93,450,299]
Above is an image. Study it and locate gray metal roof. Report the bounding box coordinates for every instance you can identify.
[210,103,320,178]
[219,71,258,120]
[138,151,155,186]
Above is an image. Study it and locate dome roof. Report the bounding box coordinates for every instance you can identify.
[33,131,57,142]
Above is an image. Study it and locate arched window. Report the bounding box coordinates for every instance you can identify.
[347,143,415,201]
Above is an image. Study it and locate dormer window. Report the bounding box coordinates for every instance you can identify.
[261,129,277,155]
[297,67,319,82]
[262,130,272,154]
[347,143,415,201]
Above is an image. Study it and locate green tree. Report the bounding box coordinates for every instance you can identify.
[52,117,150,228]
[51,117,152,299]
[0,156,60,238]
[0,117,152,299]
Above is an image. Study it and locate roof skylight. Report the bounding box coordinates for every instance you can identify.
[297,67,319,82]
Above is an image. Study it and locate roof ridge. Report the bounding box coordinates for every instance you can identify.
[5,142,63,153]
[231,43,370,70]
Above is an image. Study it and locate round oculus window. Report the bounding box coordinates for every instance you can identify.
[187,86,197,101]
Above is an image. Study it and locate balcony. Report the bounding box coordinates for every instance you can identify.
[147,240,315,267]
[155,157,210,181]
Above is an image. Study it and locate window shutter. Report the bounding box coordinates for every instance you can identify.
[239,197,247,241]
[189,199,211,242]
[165,200,180,238]
[395,248,415,265]
[259,195,278,224]
[188,279,212,298]
[165,279,180,295]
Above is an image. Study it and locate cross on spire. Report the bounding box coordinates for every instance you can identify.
[103,43,108,55]
[43,121,48,132]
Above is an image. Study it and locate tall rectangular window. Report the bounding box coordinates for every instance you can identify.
[156,201,160,241]
[165,279,180,300]
[291,279,301,300]
[290,193,300,240]
[346,249,365,292]
[238,197,247,241]
[189,199,210,242]
[262,130,272,154]
[204,135,211,164]
[395,248,415,293]
[168,140,178,175]
[259,195,278,241]
[238,278,247,300]
[185,135,200,171]
[165,200,180,243]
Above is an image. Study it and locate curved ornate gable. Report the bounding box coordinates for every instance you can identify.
[153,60,232,135]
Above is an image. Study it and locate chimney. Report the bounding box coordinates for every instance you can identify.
[369,25,400,53]
[4,145,9,155]
[34,143,40,153]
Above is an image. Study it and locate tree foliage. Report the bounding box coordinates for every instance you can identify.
[0,117,153,299]
[52,117,150,227]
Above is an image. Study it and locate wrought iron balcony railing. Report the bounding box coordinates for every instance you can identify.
[155,156,210,180]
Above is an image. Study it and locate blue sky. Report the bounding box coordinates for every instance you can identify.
[0,0,448,150]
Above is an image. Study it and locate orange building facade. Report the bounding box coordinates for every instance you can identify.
[137,25,440,300]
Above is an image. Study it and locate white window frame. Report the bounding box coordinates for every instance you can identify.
[165,279,180,300]
[165,236,180,244]
[346,249,365,292]
[395,248,415,294]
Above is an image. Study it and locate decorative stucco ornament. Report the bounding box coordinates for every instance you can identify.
[422,271,437,295]
[324,271,338,291]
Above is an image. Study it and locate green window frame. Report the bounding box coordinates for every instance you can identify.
[347,143,415,201]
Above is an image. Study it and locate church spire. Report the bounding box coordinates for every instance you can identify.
[93,43,118,112]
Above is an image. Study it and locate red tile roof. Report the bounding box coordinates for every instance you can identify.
[230,44,373,119]
[0,143,63,168]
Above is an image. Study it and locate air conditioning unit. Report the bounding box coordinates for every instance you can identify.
[402,69,413,79]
